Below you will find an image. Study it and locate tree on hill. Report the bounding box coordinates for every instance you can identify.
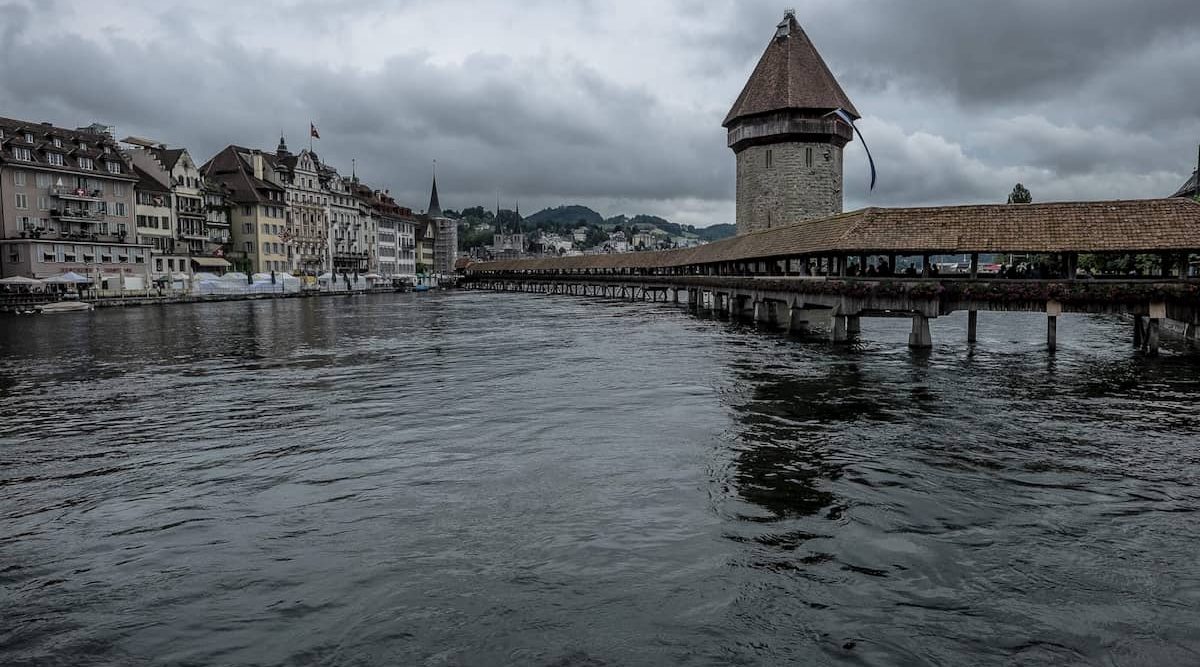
[1007,183,1032,204]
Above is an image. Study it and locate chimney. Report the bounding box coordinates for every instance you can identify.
[252,153,264,180]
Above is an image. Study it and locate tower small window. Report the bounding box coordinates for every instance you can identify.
[805,147,814,168]
[765,149,773,169]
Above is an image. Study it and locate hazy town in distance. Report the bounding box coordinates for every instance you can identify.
[3,2,1200,666]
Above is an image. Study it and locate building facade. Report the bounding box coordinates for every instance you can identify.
[725,11,858,235]
[269,138,328,275]
[201,146,289,274]
[424,176,457,275]
[0,117,149,280]
[126,140,231,276]
[328,173,369,274]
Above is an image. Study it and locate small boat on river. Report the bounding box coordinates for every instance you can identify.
[36,300,94,314]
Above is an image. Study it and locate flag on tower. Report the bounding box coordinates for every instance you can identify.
[310,122,320,139]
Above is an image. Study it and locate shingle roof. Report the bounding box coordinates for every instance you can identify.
[201,145,283,205]
[470,198,1200,272]
[723,12,859,126]
[132,164,169,193]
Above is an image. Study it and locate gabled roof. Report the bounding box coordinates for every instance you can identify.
[201,145,283,205]
[132,164,170,193]
[146,146,186,172]
[723,12,859,126]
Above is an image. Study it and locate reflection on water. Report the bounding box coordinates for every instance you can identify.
[2,295,1200,665]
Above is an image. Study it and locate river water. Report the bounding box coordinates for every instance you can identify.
[2,292,1199,666]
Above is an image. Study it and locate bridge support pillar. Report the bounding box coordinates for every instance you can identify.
[753,300,771,325]
[967,310,978,343]
[788,303,810,333]
[831,315,848,344]
[909,314,932,349]
[1134,315,1144,348]
[845,315,861,335]
[1185,322,1197,348]
[1147,319,1160,356]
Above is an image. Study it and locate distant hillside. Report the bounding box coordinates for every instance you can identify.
[524,205,604,227]
[696,224,735,242]
[457,202,736,250]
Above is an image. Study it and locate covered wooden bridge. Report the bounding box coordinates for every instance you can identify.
[463,198,1200,354]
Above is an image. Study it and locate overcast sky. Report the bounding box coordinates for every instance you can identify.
[2,0,1198,225]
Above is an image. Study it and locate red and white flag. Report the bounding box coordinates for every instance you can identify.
[310,122,320,139]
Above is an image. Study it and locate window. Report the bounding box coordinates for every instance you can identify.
[37,196,49,210]
[36,173,50,187]
[13,147,31,161]
[244,241,254,252]
[112,202,127,217]
[13,170,26,186]
[99,222,109,235]
[46,152,64,166]
[52,137,62,148]
[805,147,814,168]
[155,259,163,272]
[79,157,94,170]
[243,222,253,234]
[106,161,121,174]
[117,223,127,235]
[23,132,33,143]
[765,149,773,169]
[14,193,28,209]
[113,183,125,197]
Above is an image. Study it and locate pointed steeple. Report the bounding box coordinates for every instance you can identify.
[427,176,442,217]
[723,10,858,127]
[276,132,289,156]
[514,200,521,234]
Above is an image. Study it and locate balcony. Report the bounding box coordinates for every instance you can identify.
[50,208,104,223]
[51,186,104,201]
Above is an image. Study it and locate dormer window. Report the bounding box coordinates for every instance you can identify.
[24,133,33,143]
[53,137,62,148]
[106,161,121,174]
[13,147,31,161]
[79,157,94,170]
[47,152,64,166]
[79,142,87,151]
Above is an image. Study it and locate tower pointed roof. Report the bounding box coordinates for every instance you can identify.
[723,11,858,127]
[427,176,442,217]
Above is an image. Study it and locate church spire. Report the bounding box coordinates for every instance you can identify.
[427,177,442,217]
[276,132,289,156]
[514,200,521,234]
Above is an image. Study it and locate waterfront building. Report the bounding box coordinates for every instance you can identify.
[201,146,289,274]
[0,117,150,280]
[130,163,178,276]
[125,139,231,275]
[366,187,416,278]
[351,179,380,275]
[426,176,458,275]
[414,218,436,274]
[725,10,859,234]
[201,180,232,275]
[267,136,329,275]
[327,172,369,274]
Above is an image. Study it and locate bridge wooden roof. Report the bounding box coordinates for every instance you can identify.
[470,198,1200,272]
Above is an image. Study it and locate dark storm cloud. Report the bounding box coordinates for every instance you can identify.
[0,0,1197,222]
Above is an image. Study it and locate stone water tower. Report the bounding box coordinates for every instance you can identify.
[725,10,859,235]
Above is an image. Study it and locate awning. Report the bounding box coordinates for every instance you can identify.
[0,275,43,286]
[191,257,232,268]
[45,272,92,284]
